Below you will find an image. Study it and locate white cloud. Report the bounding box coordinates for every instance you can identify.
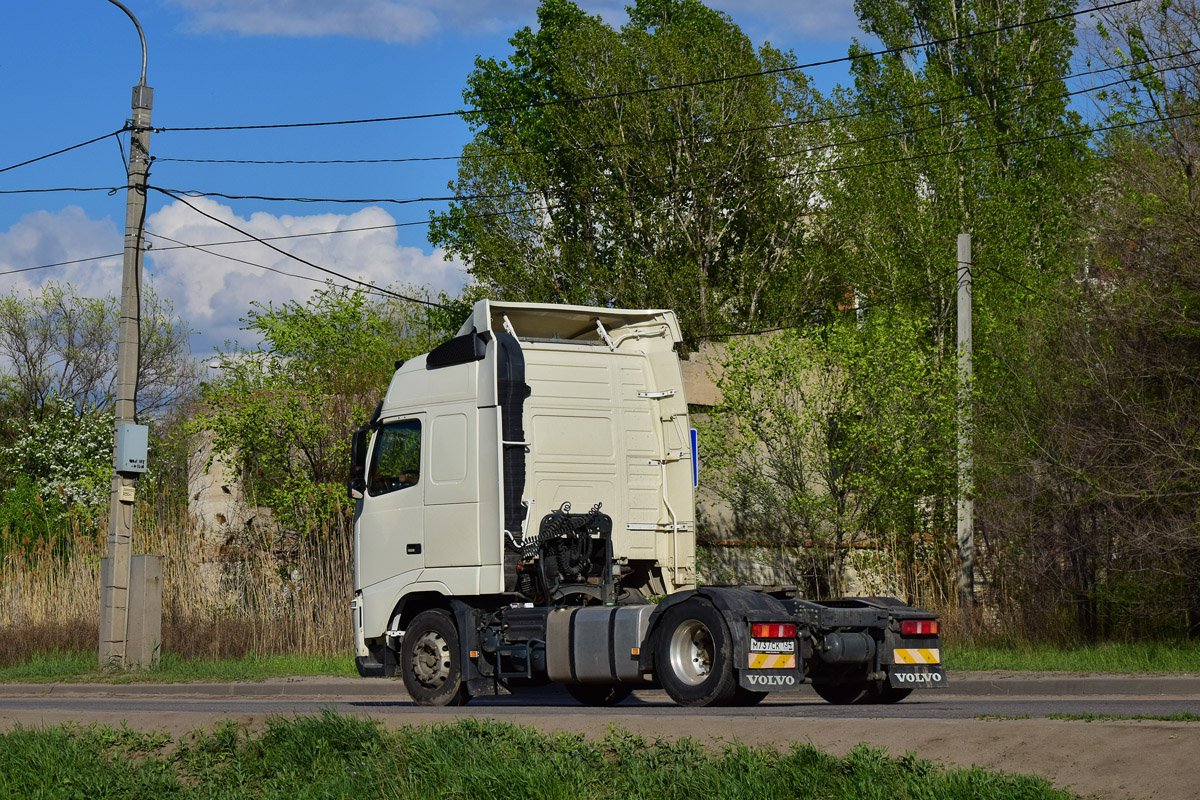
[168,0,550,42]
[169,0,851,44]
[1,201,469,356]
[715,0,861,43]
[145,198,469,352]
[0,207,123,299]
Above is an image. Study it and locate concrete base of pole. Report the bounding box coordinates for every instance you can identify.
[100,554,162,670]
[98,557,125,670]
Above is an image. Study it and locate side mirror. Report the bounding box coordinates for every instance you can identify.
[349,427,370,500]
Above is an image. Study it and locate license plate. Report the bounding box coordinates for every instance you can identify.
[750,638,795,653]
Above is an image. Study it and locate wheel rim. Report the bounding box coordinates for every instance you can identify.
[409,630,451,690]
[668,619,714,686]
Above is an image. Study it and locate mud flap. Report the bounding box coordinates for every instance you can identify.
[739,667,804,692]
[887,664,948,689]
[739,646,804,692]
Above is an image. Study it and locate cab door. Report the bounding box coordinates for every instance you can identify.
[354,415,425,592]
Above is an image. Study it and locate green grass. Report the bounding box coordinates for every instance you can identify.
[5,639,1199,683]
[974,714,1033,721]
[0,651,356,683]
[0,712,1076,800]
[944,640,1200,673]
[1045,712,1200,723]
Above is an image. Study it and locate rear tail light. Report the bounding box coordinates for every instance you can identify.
[751,622,797,638]
[900,619,939,636]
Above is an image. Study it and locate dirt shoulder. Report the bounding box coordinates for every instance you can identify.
[3,674,1199,800]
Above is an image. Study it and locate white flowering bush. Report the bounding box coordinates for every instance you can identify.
[0,401,114,530]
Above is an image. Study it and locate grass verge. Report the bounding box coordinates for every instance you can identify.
[944,640,1200,672]
[0,651,356,683]
[1044,712,1200,722]
[5,639,1200,683]
[0,712,1076,800]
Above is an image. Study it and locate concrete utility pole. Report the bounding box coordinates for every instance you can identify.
[99,0,159,670]
[956,233,975,614]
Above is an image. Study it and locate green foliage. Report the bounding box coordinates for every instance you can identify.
[0,715,1076,799]
[702,314,957,596]
[193,284,458,535]
[0,401,113,511]
[0,401,113,555]
[431,0,829,336]
[0,281,198,557]
[0,475,65,556]
[0,281,198,417]
[0,650,356,683]
[946,640,1200,672]
[1045,712,1200,722]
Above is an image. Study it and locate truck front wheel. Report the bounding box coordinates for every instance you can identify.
[400,609,470,706]
[654,599,738,707]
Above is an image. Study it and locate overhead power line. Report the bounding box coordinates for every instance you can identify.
[0,252,123,278]
[12,103,1195,288]
[155,0,1140,134]
[0,129,127,175]
[158,187,461,206]
[154,45,1196,169]
[144,229,403,297]
[147,186,449,309]
[0,186,127,196]
[159,102,1200,212]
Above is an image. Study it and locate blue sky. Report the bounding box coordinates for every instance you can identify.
[0,0,874,355]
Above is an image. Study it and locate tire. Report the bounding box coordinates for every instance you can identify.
[565,683,634,706]
[727,686,769,706]
[813,680,912,705]
[400,609,470,707]
[869,684,913,704]
[653,599,738,707]
[812,682,873,705]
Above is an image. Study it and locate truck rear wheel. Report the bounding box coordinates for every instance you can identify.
[813,681,912,705]
[727,686,769,706]
[654,599,738,707]
[565,683,633,706]
[400,609,470,706]
[869,684,912,704]
[812,682,872,705]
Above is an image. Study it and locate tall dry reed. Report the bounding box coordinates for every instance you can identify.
[0,503,354,665]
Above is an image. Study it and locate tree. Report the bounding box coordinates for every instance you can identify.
[784,0,1096,613]
[0,282,199,554]
[969,0,1200,640]
[0,401,114,554]
[702,314,956,599]
[0,281,198,420]
[193,285,459,537]
[430,0,830,337]
[816,0,1091,336]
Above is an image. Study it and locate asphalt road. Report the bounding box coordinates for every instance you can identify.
[1,685,1199,720]
[3,673,1199,800]
[2,671,1200,718]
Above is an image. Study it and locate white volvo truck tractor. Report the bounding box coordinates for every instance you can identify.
[348,300,946,706]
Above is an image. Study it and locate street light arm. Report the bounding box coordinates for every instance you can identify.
[106,0,148,86]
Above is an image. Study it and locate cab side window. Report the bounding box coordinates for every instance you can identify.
[367,420,421,496]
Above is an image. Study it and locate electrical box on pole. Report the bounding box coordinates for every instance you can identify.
[115,423,149,473]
